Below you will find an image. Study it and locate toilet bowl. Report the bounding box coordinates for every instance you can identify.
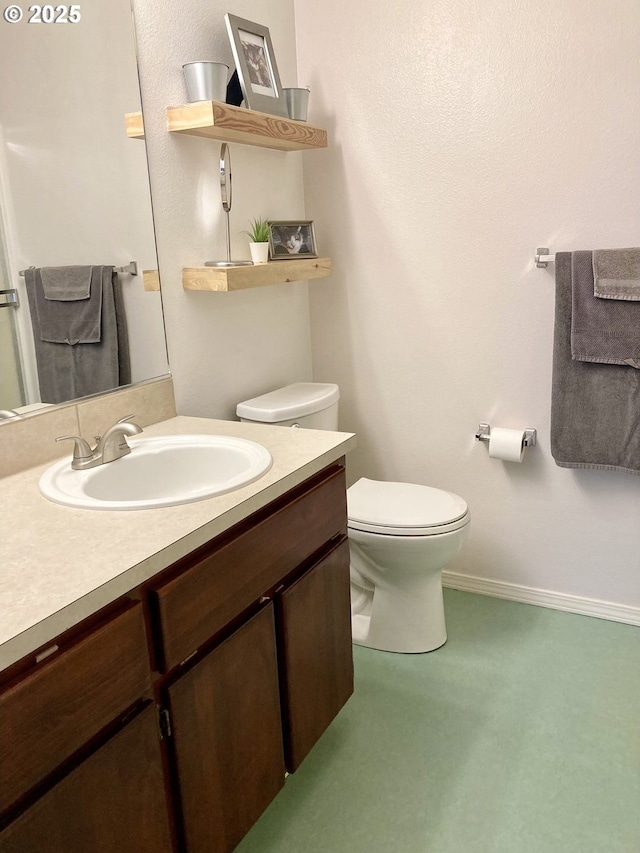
[348,478,469,652]
[236,383,470,654]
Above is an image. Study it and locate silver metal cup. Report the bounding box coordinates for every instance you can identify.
[283,87,310,121]
[182,62,229,103]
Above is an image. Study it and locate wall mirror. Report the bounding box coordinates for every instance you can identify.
[0,0,169,419]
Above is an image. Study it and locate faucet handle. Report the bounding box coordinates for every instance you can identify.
[56,434,93,460]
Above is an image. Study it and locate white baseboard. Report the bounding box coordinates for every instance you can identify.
[442,571,640,627]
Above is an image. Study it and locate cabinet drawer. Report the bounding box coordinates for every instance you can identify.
[153,465,347,671]
[0,603,151,813]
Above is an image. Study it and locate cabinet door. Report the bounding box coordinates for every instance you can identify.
[277,537,354,771]
[0,704,173,852]
[168,603,284,853]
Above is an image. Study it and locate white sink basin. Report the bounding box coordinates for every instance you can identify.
[39,434,273,511]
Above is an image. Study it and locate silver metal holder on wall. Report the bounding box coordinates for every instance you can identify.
[475,422,537,447]
[116,261,139,276]
[0,289,19,309]
[535,248,555,268]
[19,261,138,277]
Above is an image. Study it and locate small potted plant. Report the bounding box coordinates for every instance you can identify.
[244,218,271,264]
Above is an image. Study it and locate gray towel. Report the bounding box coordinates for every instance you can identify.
[41,265,92,301]
[113,272,131,387]
[551,252,640,475]
[570,250,640,368]
[593,248,640,300]
[25,267,131,404]
[30,266,103,344]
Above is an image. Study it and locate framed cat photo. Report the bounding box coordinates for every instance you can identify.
[268,221,318,260]
[225,14,288,117]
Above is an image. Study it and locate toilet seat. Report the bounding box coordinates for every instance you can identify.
[347,478,469,537]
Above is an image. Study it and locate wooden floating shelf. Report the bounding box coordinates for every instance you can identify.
[167,101,327,151]
[183,258,332,292]
[125,111,144,139]
[142,269,160,291]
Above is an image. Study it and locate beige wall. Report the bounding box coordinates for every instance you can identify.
[131,0,313,420]
[294,0,640,609]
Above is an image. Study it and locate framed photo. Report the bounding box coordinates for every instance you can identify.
[224,14,288,118]
[268,221,318,260]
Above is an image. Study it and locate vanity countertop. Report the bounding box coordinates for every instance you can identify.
[0,416,356,671]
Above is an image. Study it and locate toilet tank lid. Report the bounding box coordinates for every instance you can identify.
[347,478,468,529]
[236,382,339,422]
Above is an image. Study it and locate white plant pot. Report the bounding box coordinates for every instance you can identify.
[249,242,270,264]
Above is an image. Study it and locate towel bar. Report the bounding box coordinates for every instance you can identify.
[0,289,19,309]
[18,261,138,277]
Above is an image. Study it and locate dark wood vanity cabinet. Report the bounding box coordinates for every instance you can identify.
[0,460,353,852]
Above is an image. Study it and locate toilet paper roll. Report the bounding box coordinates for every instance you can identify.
[488,427,526,463]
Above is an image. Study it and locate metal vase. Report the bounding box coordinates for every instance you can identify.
[182,62,229,102]
[283,88,310,121]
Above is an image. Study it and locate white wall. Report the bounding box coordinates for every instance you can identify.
[131,0,313,420]
[294,0,640,609]
[0,0,168,396]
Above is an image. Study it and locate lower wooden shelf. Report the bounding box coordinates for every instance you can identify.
[182,258,332,292]
[125,112,144,139]
[142,270,160,292]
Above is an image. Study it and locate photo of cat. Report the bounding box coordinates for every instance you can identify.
[239,33,272,90]
[269,221,318,260]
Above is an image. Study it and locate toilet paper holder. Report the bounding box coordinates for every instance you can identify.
[475,423,537,447]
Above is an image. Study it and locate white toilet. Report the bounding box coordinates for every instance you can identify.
[236,383,470,654]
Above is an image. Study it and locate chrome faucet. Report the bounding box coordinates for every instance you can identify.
[56,414,143,470]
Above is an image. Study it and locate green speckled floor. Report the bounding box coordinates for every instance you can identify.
[236,590,640,853]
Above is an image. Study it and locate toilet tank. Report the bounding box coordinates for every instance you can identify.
[236,383,340,430]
